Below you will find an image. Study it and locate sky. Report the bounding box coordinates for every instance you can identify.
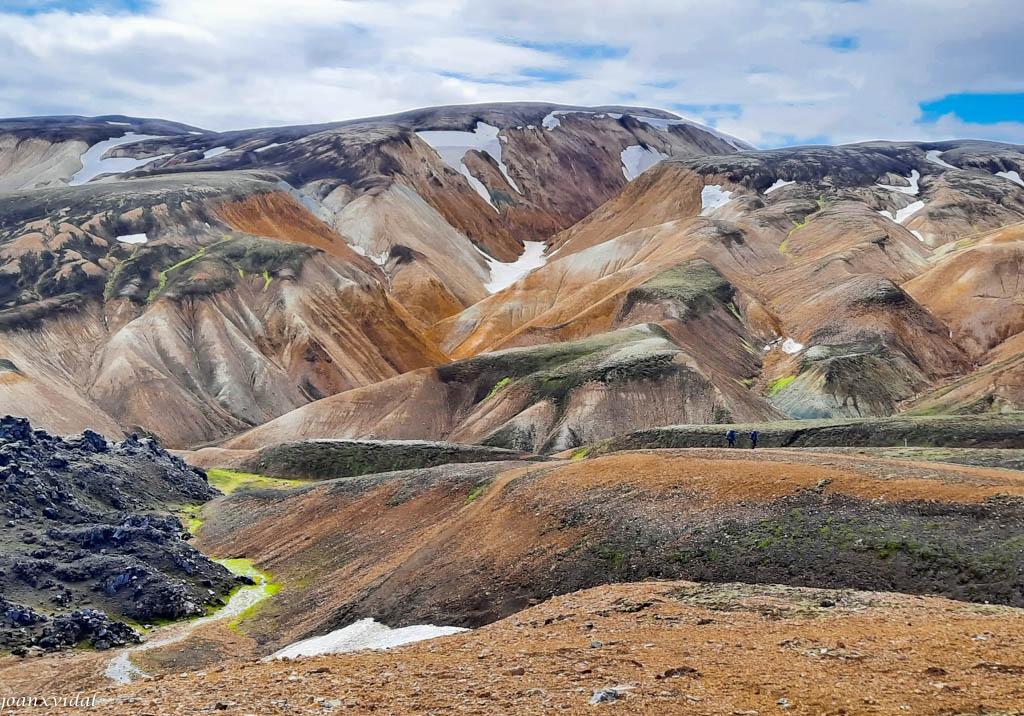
[1,0,1022,148]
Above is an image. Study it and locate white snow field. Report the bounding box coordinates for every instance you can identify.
[877,169,920,195]
[70,133,171,185]
[540,110,622,130]
[996,170,1024,188]
[115,233,148,245]
[878,200,925,225]
[620,144,669,180]
[478,240,548,293]
[272,618,468,660]
[764,178,795,194]
[203,146,229,159]
[926,150,957,169]
[417,122,521,209]
[782,338,805,354]
[700,184,733,215]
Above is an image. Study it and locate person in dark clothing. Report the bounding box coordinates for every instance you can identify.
[726,429,737,448]
[750,430,759,449]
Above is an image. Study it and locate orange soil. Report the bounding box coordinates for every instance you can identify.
[33,580,1024,715]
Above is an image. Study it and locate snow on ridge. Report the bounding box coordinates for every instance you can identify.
[926,150,956,170]
[203,146,229,159]
[116,233,148,245]
[272,618,468,660]
[255,142,283,153]
[542,112,562,130]
[764,178,795,194]
[700,184,733,215]
[417,122,521,199]
[541,110,622,131]
[996,170,1024,188]
[877,169,920,196]
[70,133,171,186]
[106,121,131,126]
[476,241,548,293]
[634,115,755,151]
[878,199,925,225]
[620,145,668,181]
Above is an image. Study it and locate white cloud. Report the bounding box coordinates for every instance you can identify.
[0,0,1022,146]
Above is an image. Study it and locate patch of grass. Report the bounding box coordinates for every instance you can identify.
[262,268,272,291]
[147,237,230,302]
[484,377,512,400]
[726,301,742,321]
[767,375,796,397]
[954,238,975,250]
[734,378,754,388]
[465,483,488,504]
[205,468,305,495]
[571,447,591,460]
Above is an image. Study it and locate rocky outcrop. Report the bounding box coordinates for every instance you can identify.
[0,416,239,653]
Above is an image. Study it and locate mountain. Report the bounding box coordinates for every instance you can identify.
[0,103,744,447]
[213,137,1024,452]
[4,106,1024,451]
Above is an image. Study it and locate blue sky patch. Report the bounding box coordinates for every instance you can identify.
[506,40,628,61]
[823,35,859,51]
[2,0,151,14]
[919,92,1024,125]
[673,103,742,120]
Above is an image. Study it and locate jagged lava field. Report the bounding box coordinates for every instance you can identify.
[0,103,1023,714]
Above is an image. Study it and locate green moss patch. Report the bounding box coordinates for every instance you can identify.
[767,375,796,397]
[205,468,306,495]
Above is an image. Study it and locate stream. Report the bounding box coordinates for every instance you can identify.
[104,560,273,685]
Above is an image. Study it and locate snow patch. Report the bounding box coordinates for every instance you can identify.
[700,185,733,215]
[926,150,956,170]
[417,121,521,202]
[635,115,755,150]
[782,338,804,354]
[465,173,498,211]
[203,146,229,159]
[877,169,920,196]
[764,178,795,194]
[188,131,203,136]
[996,170,1024,188]
[542,112,562,130]
[115,233,148,245]
[477,241,547,293]
[879,200,925,225]
[106,121,131,126]
[70,133,171,185]
[349,244,389,266]
[255,142,283,153]
[272,619,468,660]
[620,144,668,181]
[910,230,925,242]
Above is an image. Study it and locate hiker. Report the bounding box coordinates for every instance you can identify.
[726,429,737,448]
[750,430,759,449]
